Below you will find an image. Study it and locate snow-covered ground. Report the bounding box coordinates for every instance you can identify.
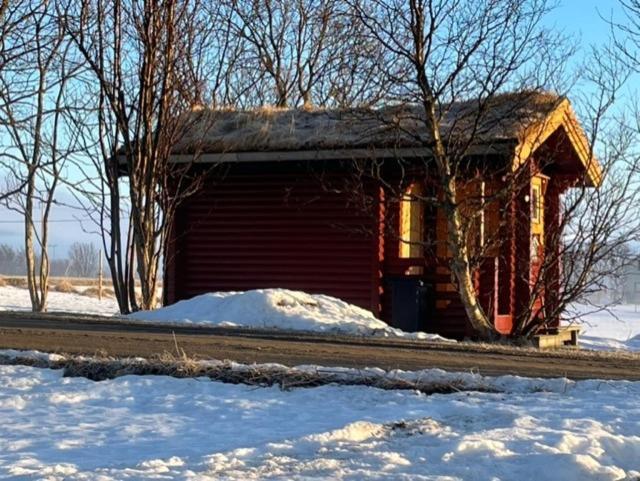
[0,361,638,480]
[571,304,640,351]
[0,285,118,316]
[1,286,640,479]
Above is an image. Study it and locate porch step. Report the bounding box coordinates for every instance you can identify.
[533,326,581,349]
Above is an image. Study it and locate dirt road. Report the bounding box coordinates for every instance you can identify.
[0,311,639,380]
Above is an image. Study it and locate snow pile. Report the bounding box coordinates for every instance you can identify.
[0,362,639,480]
[0,349,66,363]
[572,304,640,352]
[128,289,452,341]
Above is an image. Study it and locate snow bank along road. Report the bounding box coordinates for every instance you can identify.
[1,312,640,381]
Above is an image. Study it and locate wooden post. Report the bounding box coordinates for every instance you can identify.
[98,251,103,301]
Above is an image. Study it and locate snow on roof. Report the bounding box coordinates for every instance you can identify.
[171,91,562,155]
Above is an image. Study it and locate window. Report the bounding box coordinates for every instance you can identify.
[399,183,424,259]
[531,183,542,224]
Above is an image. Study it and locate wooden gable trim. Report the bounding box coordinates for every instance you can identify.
[513,98,602,186]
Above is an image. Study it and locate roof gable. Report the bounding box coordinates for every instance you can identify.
[514,98,601,186]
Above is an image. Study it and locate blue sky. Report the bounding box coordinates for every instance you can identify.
[550,0,619,41]
[0,0,632,258]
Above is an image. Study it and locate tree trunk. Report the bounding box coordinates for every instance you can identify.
[441,180,495,339]
[422,95,496,339]
[24,171,46,312]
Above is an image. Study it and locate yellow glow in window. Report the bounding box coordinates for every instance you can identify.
[399,183,424,259]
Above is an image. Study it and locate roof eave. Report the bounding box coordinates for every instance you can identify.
[163,143,515,164]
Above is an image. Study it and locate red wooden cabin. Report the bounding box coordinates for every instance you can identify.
[163,92,601,339]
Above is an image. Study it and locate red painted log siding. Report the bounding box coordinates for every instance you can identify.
[166,163,383,314]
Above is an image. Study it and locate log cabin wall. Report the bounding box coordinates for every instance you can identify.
[164,154,567,339]
[165,162,384,314]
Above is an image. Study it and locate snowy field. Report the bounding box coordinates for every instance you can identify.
[1,287,640,479]
[571,304,640,351]
[1,285,640,350]
[0,362,639,480]
[0,285,118,317]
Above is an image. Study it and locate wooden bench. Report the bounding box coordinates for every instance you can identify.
[533,326,581,349]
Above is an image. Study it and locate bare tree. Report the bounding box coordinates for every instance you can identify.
[67,242,99,278]
[617,1,640,66]
[62,0,220,312]
[0,1,35,202]
[227,0,386,108]
[229,0,326,107]
[516,0,640,332]
[517,109,640,335]
[345,0,580,338]
[0,244,24,275]
[0,1,80,311]
[188,2,247,108]
[335,0,640,341]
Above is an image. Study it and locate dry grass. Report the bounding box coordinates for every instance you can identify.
[0,276,163,288]
[4,277,27,288]
[52,280,76,293]
[0,277,6,287]
[0,351,496,395]
[172,91,561,155]
[80,286,115,299]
